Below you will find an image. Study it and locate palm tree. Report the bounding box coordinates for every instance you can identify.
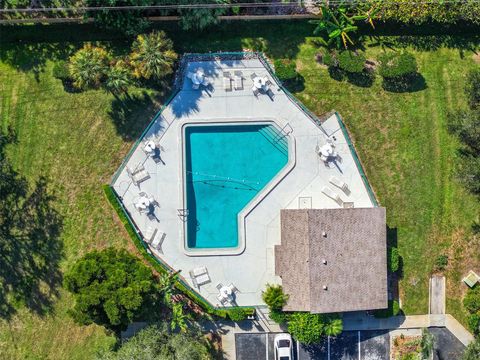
[129,31,178,81]
[104,60,133,99]
[323,317,343,337]
[69,44,109,90]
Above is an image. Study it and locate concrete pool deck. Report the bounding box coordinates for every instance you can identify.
[112,55,376,307]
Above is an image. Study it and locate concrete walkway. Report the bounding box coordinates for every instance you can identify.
[429,275,446,315]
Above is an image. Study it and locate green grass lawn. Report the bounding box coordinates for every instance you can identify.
[0,21,479,358]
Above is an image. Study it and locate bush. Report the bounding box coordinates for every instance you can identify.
[227,308,247,322]
[463,286,480,314]
[434,254,448,271]
[337,51,366,73]
[374,300,401,318]
[465,69,480,110]
[288,313,324,344]
[322,51,338,67]
[388,246,400,273]
[52,61,70,80]
[378,52,417,79]
[467,313,480,335]
[269,309,289,324]
[262,284,288,311]
[274,59,297,81]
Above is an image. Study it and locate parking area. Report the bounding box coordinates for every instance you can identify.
[235,330,390,360]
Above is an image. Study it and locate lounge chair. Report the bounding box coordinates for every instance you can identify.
[234,71,243,90]
[142,226,158,244]
[250,72,257,80]
[252,86,260,97]
[192,266,208,277]
[321,186,344,206]
[195,273,211,286]
[150,232,166,252]
[329,176,349,193]
[127,164,150,187]
[223,75,232,92]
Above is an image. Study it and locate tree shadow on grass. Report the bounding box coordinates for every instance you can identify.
[108,91,160,141]
[0,129,63,320]
[382,73,427,93]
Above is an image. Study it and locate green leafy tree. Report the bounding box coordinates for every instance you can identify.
[462,337,480,360]
[87,0,152,37]
[69,44,109,90]
[262,284,288,311]
[96,323,212,360]
[104,60,134,99]
[288,312,325,344]
[465,69,480,110]
[178,0,228,31]
[129,31,178,81]
[64,248,159,331]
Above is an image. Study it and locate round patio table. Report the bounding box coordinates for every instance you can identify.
[219,286,233,301]
[137,196,151,210]
[192,71,205,85]
[144,140,156,154]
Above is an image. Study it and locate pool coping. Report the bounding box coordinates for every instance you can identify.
[179,118,296,256]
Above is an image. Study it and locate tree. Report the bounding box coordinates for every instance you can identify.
[323,315,343,337]
[86,0,152,37]
[262,284,288,311]
[96,323,212,360]
[69,44,109,90]
[287,312,325,344]
[129,31,178,81]
[462,337,480,360]
[465,69,480,110]
[104,60,134,99]
[64,248,159,331]
[178,0,228,31]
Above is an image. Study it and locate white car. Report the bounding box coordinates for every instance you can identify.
[274,333,294,360]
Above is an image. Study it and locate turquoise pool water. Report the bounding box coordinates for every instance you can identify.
[185,124,288,249]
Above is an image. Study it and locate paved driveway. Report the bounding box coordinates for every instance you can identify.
[236,330,390,360]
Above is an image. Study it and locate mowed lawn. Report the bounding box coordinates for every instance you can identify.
[0,21,479,358]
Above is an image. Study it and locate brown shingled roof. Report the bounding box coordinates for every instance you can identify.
[275,208,388,313]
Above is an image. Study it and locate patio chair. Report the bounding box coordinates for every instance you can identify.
[217,294,229,306]
[321,186,344,206]
[227,283,239,294]
[250,72,257,80]
[265,79,273,87]
[223,76,232,92]
[266,88,275,101]
[252,86,260,98]
[127,164,150,187]
[202,77,210,86]
[187,72,194,80]
[329,176,349,193]
[216,283,223,291]
[192,83,200,90]
[234,71,243,90]
[142,226,158,244]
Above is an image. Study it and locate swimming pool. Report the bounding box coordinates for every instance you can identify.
[184,123,289,250]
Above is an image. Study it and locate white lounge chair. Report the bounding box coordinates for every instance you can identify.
[195,273,211,286]
[192,266,207,277]
[142,226,157,244]
[234,70,243,90]
[127,164,150,187]
[329,176,349,193]
[150,232,166,252]
[223,75,232,92]
[321,186,344,205]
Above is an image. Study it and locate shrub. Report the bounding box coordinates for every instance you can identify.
[269,309,289,324]
[434,254,448,271]
[374,300,401,318]
[68,44,109,90]
[463,286,480,314]
[467,313,480,335]
[288,313,324,344]
[337,51,366,73]
[52,60,70,80]
[388,246,400,273]
[322,51,338,67]
[465,69,480,110]
[274,59,297,81]
[227,307,247,322]
[262,284,288,311]
[463,337,480,360]
[378,52,417,79]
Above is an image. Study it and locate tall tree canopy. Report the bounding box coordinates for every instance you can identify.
[64,248,159,330]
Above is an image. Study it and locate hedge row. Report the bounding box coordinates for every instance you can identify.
[103,184,254,320]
